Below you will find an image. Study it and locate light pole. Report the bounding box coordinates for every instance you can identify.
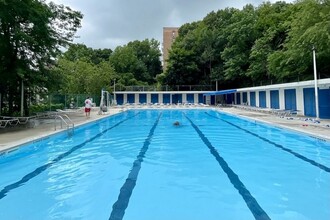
[113,79,117,105]
[312,45,319,119]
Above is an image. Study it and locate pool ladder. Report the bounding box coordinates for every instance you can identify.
[54,114,74,136]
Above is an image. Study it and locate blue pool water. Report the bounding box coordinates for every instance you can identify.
[0,109,329,220]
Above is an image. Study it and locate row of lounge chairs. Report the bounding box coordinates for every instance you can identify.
[115,102,211,109]
[0,108,83,129]
[233,104,330,129]
[0,118,19,128]
[232,104,300,117]
[0,116,36,129]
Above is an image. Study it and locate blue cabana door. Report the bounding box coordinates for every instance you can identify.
[236,93,241,105]
[127,94,135,104]
[243,92,247,104]
[259,91,266,108]
[270,90,279,109]
[284,89,297,110]
[139,94,146,104]
[151,94,158,104]
[303,88,316,117]
[187,94,194,104]
[250,92,256,107]
[163,94,170,104]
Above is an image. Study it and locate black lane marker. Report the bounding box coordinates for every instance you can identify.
[109,113,162,220]
[205,112,330,173]
[185,114,270,220]
[0,113,139,200]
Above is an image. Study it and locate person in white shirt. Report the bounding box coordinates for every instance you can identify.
[84,97,92,118]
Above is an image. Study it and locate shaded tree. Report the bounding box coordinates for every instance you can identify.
[109,46,147,82]
[247,1,292,85]
[63,43,112,65]
[221,4,258,86]
[0,0,82,115]
[127,39,162,83]
[109,39,162,85]
[52,57,116,95]
[268,0,330,81]
[202,8,238,88]
[163,21,207,87]
[164,46,199,87]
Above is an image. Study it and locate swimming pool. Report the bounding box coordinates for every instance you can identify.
[0,109,329,220]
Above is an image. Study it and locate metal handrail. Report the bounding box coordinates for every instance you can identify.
[61,114,74,126]
[54,114,74,135]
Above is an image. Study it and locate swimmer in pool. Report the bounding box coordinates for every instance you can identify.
[173,121,180,126]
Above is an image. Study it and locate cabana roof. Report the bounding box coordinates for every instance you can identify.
[203,89,237,96]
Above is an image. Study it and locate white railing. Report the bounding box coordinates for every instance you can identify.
[54,114,74,136]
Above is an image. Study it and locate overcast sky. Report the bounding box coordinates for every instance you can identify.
[52,0,287,50]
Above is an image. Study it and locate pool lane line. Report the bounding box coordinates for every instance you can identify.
[205,112,330,173]
[0,113,139,200]
[109,113,162,220]
[185,114,271,220]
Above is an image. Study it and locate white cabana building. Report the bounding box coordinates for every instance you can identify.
[114,78,330,119]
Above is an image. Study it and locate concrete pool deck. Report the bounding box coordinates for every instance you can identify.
[0,108,123,152]
[0,106,329,152]
[219,107,330,141]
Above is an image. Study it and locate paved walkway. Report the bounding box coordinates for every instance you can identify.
[219,107,330,141]
[0,108,122,152]
[1,107,329,152]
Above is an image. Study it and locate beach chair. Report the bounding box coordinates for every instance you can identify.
[56,108,82,115]
[0,118,19,128]
[1,116,37,128]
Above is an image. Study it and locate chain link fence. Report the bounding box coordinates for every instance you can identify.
[28,93,101,115]
[114,85,214,91]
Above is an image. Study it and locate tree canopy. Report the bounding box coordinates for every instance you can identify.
[54,38,162,95]
[110,39,162,84]
[163,0,330,89]
[0,0,83,115]
[1,0,329,115]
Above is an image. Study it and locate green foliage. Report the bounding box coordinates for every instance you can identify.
[117,73,147,87]
[52,57,116,95]
[0,0,82,114]
[2,0,329,115]
[275,0,330,80]
[63,43,112,64]
[49,39,162,97]
[164,0,330,89]
[29,103,64,114]
[109,39,162,84]
[164,46,199,87]
[221,5,258,82]
[127,39,162,82]
[248,1,292,84]
[109,46,147,81]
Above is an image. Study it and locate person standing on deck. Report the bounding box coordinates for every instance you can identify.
[84,97,92,118]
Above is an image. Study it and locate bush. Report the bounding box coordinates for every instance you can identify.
[29,103,64,115]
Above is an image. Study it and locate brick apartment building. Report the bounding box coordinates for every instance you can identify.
[162,27,179,72]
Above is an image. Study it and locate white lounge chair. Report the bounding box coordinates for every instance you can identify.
[0,118,19,128]
[56,108,82,115]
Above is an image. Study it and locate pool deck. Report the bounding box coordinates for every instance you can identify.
[219,107,330,141]
[0,108,123,152]
[1,106,329,152]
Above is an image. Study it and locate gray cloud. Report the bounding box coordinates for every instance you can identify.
[52,0,291,50]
